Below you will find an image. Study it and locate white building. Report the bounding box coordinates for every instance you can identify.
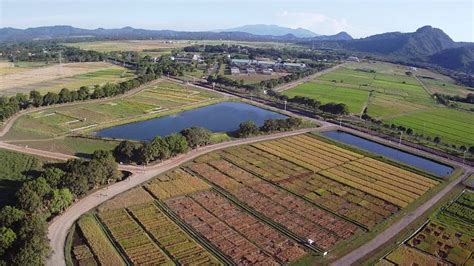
[230,67,240,75]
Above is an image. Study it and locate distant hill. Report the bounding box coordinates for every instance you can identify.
[0,25,306,43]
[339,26,456,58]
[217,24,319,38]
[313,31,352,41]
[429,46,474,73]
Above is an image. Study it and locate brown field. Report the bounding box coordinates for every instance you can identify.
[0,62,132,96]
[63,40,189,52]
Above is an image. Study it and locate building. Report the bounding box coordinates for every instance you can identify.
[230,67,240,75]
[246,68,256,74]
[261,69,273,75]
[347,56,360,62]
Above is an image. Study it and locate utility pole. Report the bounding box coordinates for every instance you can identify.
[399,131,403,146]
[284,100,287,111]
[339,117,342,127]
[463,150,467,165]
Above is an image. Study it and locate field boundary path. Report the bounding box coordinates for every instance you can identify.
[45,127,322,266]
[273,63,347,92]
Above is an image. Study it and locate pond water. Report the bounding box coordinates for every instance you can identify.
[321,130,453,177]
[95,102,287,141]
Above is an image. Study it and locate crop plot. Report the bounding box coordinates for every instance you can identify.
[166,191,306,264]
[188,161,359,250]
[380,190,474,265]
[145,168,210,200]
[76,214,126,265]
[98,209,173,265]
[128,203,221,265]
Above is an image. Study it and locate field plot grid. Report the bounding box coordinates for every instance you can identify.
[82,132,442,265]
[378,190,474,266]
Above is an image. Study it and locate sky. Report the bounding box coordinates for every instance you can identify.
[1,0,473,41]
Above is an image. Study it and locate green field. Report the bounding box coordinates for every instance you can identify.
[284,61,474,147]
[0,150,49,207]
[2,81,224,151]
[283,81,370,114]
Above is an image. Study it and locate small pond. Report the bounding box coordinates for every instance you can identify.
[321,130,453,177]
[95,102,287,141]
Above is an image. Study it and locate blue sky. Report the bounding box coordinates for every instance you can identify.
[1,0,473,41]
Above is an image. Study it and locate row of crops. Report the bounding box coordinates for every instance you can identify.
[71,133,443,265]
[378,190,474,266]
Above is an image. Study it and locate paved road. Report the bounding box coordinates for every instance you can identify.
[46,128,320,266]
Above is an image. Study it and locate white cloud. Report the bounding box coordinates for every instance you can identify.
[276,11,365,36]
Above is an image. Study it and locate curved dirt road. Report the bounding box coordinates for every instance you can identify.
[46,127,319,266]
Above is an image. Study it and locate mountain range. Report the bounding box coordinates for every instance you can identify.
[0,25,472,73]
[216,24,320,38]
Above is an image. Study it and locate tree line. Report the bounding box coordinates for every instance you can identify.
[434,92,474,106]
[0,56,189,121]
[0,150,119,265]
[237,117,303,137]
[0,41,104,63]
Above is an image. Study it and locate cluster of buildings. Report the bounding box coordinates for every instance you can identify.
[230,59,306,75]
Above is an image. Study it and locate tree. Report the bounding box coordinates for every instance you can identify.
[433,136,441,144]
[261,119,280,132]
[42,92,59,106]
[148,136,171,160]
[0,206,25,227]
[40,167,65,188]
[238,121,259,137]
[77,86,90,100]
[286,117,302,129]
[88,150,120,185]
[62,159,90,196]
[469,146,474,154]
[29,90,43,107]
[58,88,72,103]
[164,133,189,156]
[16,178,51,213]
[406,128,413,135]
[114,141,140,163]
[12,214,50,265]
[0,227,16,256]
[180,127,212,148]
[138,143,155,165]
[48,188,73,214]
